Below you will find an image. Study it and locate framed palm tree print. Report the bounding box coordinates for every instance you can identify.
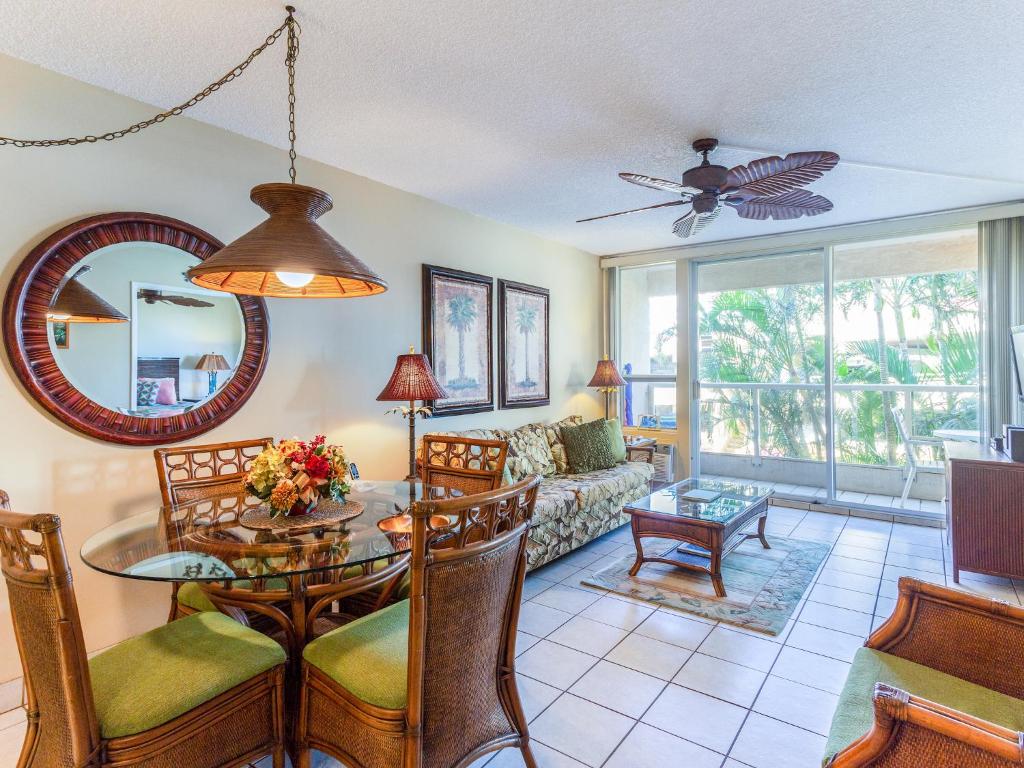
[498,279,550,409]
[422,264,494,416]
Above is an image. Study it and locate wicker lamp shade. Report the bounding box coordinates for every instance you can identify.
[588,358,626,389]
[377,351,449,402]
[186,183,388,298]
[196,353,231,372]
[47,277,128,323]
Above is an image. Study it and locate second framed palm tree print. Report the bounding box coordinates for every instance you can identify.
[498,279,550,408]
[422,265,493,416]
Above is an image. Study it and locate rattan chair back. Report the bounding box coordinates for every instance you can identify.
[153,438,272,506]
[407,474,540,768]
[420,435,508,495]
[0,509,100,767]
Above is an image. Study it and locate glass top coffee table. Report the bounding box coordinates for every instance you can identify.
[624,477,773,597]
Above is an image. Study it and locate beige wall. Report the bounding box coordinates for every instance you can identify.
[0,54,602,683]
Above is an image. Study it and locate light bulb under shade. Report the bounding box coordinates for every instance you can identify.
[275,271,315,288]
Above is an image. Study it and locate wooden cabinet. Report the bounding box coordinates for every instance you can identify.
[944,441,1024,582]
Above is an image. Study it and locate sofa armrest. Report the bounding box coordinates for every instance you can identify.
[626,445,655,464]
[828,684,1024,767]
[867,577,1024,698]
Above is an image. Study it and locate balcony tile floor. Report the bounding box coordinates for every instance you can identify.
[0,508,1019,768]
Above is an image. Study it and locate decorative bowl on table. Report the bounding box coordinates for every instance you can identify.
[243,435,361,530]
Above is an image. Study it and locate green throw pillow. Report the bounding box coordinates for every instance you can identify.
[562,418,618,474]
[605,418,627,463]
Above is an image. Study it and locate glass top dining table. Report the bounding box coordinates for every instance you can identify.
[80,479,447,584]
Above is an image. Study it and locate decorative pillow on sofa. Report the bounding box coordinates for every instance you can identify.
[544,415,583,474]
[498,424,555,482]
[136,378,161,407]
[605,418,627,463]
[562,418,618,474]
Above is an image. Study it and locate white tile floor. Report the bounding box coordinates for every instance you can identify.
[0,507,1020,768]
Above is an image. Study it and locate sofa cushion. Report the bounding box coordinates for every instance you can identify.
[562,419,619,474]
[824,647,1024,763]
[567,462,655,508]
[605,418,627,463]
[498,424,555,481]
[545,415,583,474]
[303,599,410,710]
[532,477,581,528]
[89,612,286,738]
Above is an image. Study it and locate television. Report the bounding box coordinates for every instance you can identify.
[1010,325,1024,402]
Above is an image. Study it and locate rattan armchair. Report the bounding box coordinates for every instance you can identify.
[153,438,275,621]
[420,434,509,494]
[296,475,542,768]
[826,577,1024,766]
[0,508,287,768]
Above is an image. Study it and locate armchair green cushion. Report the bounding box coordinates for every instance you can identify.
[89,611,285,739]
[303,599,410,710]
[824,647,1024,764]
[177,577,289,613]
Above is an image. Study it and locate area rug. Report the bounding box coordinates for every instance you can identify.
[580,535,830,635]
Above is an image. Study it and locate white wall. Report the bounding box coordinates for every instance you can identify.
[0,53,603,682]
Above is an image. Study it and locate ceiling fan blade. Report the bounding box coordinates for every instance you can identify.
[577,199,688,223]
[619,172,698,195]
[672,205,720,239]
[725,151,839,197]
[734,190,834,221]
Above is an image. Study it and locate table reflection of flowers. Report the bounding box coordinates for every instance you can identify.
[245,435,351,517]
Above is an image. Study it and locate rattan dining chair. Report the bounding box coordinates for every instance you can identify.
[0,508,287,768]
[296,474,542,768]
[420,434,509,494]
[153,438,276,621]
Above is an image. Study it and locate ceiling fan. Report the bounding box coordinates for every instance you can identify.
[137,288,215,308]
[578,138,839,238]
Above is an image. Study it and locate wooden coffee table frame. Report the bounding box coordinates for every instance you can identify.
[626,492,770,597]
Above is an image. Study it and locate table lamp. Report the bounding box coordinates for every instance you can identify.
[377,346,449,481]
[196,353,230,395]
[588,356,626,420]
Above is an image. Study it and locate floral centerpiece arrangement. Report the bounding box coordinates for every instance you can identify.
[245,435,351,517]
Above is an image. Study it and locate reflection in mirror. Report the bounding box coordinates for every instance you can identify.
[47,242,246,418]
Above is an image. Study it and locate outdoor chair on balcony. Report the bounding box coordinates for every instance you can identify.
[891,407,943,509]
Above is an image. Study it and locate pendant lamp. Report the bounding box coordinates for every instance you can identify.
[187,7,387,298]
[47,268,127,324]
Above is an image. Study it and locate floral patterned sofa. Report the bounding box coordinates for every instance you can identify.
[422,416,655,570]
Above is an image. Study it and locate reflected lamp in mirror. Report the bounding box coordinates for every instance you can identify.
[196,353,231,395]
[47,268,128,324]
[588,357,626,420]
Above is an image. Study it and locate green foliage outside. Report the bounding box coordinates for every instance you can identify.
[696,271,979,467]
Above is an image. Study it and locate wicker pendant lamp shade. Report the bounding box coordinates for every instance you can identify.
[47,278,128,323]
[186,184,388,298]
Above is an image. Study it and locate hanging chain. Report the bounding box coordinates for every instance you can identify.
[0,9,297,150]
[285,6,300,183]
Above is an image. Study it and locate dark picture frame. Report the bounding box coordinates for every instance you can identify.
[498,279,550,409]
[422,264,494,416]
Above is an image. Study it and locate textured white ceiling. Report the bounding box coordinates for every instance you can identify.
[3,0,1024,255]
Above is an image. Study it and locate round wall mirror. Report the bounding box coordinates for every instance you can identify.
[3,213,270,445]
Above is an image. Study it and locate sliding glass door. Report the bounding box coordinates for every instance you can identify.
[689,228,979,518]
[694,251,829,497]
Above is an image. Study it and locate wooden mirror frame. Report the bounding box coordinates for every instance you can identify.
[3,212,270,446]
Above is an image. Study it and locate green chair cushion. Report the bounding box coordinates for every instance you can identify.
[176,578,289,612]
[824,647,1024,763]
[89,611,286,739]
[303,599,409,710]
